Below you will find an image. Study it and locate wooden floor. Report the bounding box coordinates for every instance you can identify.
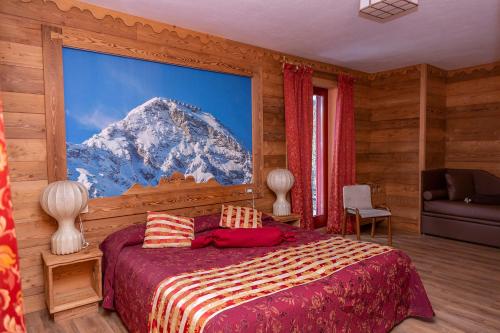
[25,230,500,333]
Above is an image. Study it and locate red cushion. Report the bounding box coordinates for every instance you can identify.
[191,227,296,249]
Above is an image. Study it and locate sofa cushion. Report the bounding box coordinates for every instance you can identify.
[423,189,448,201]
[472,170,500,195]
[423,200,500,222]
[471,194,500,205]
[422,168,447,192]
[445,173,475,200]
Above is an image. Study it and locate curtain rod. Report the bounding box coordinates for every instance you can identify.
[280,55,356,79]
[280,56,313,72]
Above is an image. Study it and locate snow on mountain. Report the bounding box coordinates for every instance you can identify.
[67,97,252,198]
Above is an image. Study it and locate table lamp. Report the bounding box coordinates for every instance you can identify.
[40,180,89,255]
[266,168,294,216]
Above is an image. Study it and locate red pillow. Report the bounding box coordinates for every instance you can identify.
[191,227,295,249]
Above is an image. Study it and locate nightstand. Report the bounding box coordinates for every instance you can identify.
[268,213,302,227]
[42,245,102,321]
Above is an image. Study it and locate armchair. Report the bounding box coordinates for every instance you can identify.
[342,185,392,245]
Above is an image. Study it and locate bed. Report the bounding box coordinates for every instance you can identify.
[100,214,433,333]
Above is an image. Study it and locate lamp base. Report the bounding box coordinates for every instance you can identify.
[51,220,83,255]
[272,200,291,216]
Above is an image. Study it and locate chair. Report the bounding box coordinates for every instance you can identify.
[342,184,392,246]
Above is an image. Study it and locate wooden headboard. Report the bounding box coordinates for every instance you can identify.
[82,172,258,237]
[124,172,224,195]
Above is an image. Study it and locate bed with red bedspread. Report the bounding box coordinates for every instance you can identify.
[100,214,433,333]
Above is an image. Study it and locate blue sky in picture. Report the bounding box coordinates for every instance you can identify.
[62,47,252,150]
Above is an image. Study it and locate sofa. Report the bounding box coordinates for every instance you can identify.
[421,169,500,247]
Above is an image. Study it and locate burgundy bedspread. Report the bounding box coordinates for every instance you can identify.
[100,215,433,332]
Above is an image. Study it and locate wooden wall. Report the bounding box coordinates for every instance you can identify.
[358,62,499,233]
[425,65,447,170]
[355,82,372,185]
[0,0,365,313]
[362,67,422,232]
[445,62,500,176]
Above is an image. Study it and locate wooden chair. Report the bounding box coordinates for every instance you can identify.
[341,184,392,246]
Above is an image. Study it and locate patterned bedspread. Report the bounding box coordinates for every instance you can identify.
[100,215,433,333]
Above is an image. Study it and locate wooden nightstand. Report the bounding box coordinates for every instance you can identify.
[268,213,302,227]
[42,245,103,321]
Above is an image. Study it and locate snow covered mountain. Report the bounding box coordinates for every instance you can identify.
[67,97,252,198]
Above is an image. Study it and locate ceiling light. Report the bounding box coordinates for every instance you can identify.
[360,0,418,21]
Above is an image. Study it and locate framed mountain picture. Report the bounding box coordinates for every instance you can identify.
[62,47,253,199]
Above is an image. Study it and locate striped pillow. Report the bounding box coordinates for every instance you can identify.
[143,212,194,248]
[219,205,262,229]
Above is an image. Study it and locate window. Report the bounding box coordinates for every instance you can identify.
[312,87,329,227]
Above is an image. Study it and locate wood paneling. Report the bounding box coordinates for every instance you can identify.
[362,66,422,232]
[0,40,43,69]
[42,25,66,182]
[445,62,500,176]
[4,112,46,139]
[355,82,373,186]
[6,138,47,162]
[418,64,427,185]
[0,13,42,46]
[1,91,45,114]
[9,161,48,182]
[10,179,48,224]
[359,62,498,234]
[0,64,44,94]
[58,26,254,76]
[417,65,447,231]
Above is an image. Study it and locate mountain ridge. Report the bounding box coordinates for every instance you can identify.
[67,97,252,198]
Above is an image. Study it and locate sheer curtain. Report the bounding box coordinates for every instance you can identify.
[327,74,356,234]
[283,64,314,229]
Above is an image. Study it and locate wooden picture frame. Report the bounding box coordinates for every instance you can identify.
[41,24,264,221]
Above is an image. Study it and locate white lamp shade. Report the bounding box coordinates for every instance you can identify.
[266,168,295,216]
[40,181,89,255]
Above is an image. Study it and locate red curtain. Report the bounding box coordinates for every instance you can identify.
[0,99,25,331]
[327,74,356,234]
[283,64,314,230]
